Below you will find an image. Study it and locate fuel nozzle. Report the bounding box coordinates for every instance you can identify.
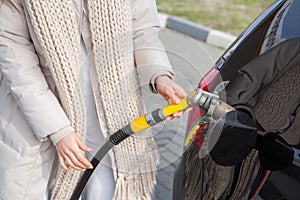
[185,89,259,166]
[186,89,235,121]
[186,89,219,111]
[184,89,237,148]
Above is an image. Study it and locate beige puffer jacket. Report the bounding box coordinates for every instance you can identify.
[0,0,174,199]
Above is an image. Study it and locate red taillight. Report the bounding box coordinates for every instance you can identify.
[186,67,220,148]
[198,67,220,90]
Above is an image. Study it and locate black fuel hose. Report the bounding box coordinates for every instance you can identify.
[69,89,212,199]
[70,128,131,200]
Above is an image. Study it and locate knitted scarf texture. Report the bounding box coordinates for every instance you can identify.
[24,0,159,199]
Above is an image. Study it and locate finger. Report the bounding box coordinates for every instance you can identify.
[76,136,92,152]
[166,116,174,121]
[185,107,193,113]
[174,97,180,104]
[66,150,88,170]
[72,148,93,169]
[173,111,183,117]
[164,92,179,105]
[168,86,186,105]
[174,85,187,99]
[58,154,70,172]
[63,156,84,171]
[167,98,173,105]
[170,91,180,104]
[161,86,175,102]
[167,87,180,104]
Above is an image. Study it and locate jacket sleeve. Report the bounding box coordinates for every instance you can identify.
[0,1,74,144]
[132,0,175,92]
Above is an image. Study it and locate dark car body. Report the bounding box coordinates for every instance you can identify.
[174,0,300,199]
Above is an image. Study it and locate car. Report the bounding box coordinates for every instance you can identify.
[173,0,300,199]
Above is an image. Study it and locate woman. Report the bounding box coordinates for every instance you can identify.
[0,0,186,199]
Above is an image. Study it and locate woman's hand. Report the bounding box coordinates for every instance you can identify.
[155,75,187,120]
[56,132,93,172]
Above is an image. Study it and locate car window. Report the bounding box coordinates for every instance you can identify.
[218,0,300,81]
[222,0,286,61]
[260,0,300,54]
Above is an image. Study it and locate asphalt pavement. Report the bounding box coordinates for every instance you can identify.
[141,28,224,200]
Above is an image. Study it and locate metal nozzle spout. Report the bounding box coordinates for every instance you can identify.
[186,89,220,111]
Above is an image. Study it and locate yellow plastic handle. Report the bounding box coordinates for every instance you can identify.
[162,98,189,117]
[129,90,197,134]
[184,124,200,147]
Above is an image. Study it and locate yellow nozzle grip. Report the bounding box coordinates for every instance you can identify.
[129,90,197,134]
[184,124,200,147]
[129,115,150,133]
[162,98,189,117]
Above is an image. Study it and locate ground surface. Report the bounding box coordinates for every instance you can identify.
[156,0,274,35]
[142,28,223,200]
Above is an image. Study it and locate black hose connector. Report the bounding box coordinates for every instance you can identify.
[110,126,132,145]
[151,109,166,123]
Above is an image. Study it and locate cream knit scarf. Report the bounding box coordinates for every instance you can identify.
[24,0,159,199]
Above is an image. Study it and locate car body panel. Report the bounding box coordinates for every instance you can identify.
[174,0,300,199]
